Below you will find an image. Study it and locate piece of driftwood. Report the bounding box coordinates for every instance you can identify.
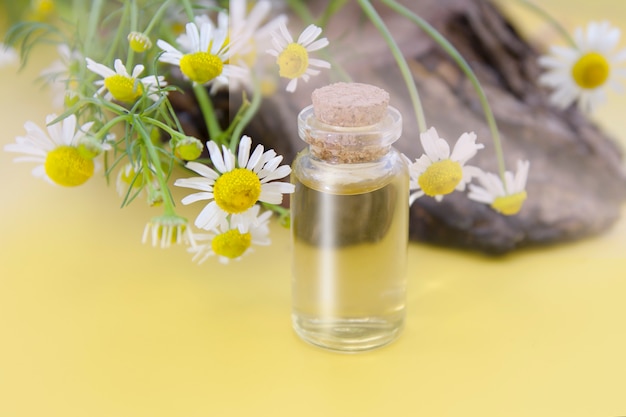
[171,0,626,254]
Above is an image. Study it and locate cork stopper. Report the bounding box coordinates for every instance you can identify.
[298,82,401,164]
[311,82,390,127]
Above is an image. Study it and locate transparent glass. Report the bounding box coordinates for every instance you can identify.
[291,106,409,352]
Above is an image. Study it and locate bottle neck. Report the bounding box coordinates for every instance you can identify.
[297,105,402,164]
[307,139,391,164]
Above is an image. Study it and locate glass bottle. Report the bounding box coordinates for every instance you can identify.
[291,82,409,352]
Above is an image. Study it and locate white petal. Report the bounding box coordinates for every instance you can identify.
[420,127,451,160]
[221,144,236,172]
[308,58,331,69]
[278,21,293,44]
[207,141,227,173]
[62,114,77,145]
[409,190,424,205]
[451,131,482,164]
[184,161,220,180]
[246,144,265,170]
[286,78,298,92]
[468,184,495,204]
[131,64,145,78]
[298,25,322,46]
[259,182,294,203]
[113,59,129,77]
[237,135,252,168]
[514,160,530,192]
[181,191,214,205]
[259,165,291,183]
[85,58,115,78]
[195,201,226,230]
[174,177,213,192]
[186,22,201,52]
[305,38,329,52]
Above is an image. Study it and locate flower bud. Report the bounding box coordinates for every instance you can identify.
[127,32,153,53]
[174,136,203,161]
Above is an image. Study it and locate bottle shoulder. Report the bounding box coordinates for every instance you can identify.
[292,147,408,194]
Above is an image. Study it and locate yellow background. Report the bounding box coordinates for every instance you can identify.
[1,1,626,416]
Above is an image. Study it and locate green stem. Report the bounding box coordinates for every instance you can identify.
[126,0,138,68]
[229,81,263,153]
[143,0,174,36]
[179,0,196,22]
[141,116,187,141]
[319,0,350,28]
[357,0,427,134]
[84,0,104,59]
[283,0,311,23]
[103,3,131,66]
[134,117,177,214]
[192,83,223,144]
[512,0,576,47]
[94,115,130,140]
[381,0,507,181]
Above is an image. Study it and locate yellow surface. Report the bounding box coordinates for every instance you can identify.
[1,2,626,416]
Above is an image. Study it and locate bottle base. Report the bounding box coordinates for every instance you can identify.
[292,313,404,353]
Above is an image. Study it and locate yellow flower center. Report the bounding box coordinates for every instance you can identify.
[418,159,463,197]
[44,146,94,187]
[277,43,309,79]
[29,0,55,21]
[571,52,610,89]
[260,79,277,96]
[34,0,54,14]
[213,168,261,213]
[171,22,185,36]
[211,229,252,259]
[104,74,144,102]
[491,191,527,216]
[179,52,224,84]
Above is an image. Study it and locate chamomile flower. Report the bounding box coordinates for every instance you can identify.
[0,43,18,68]
[85,58,166,103]
[40,44,82,108]
[468,160,530,216]
[174,135,295,231]
[214,0,287,91]
[539,21,626,112]
[267,22,330,92]
[408,127,484,204]
[4,113,96,187]
[157,20,246,86]
[230,0,287,57]
[188,205,272,264]
[173,14,223,53]
[142,214,195,249]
